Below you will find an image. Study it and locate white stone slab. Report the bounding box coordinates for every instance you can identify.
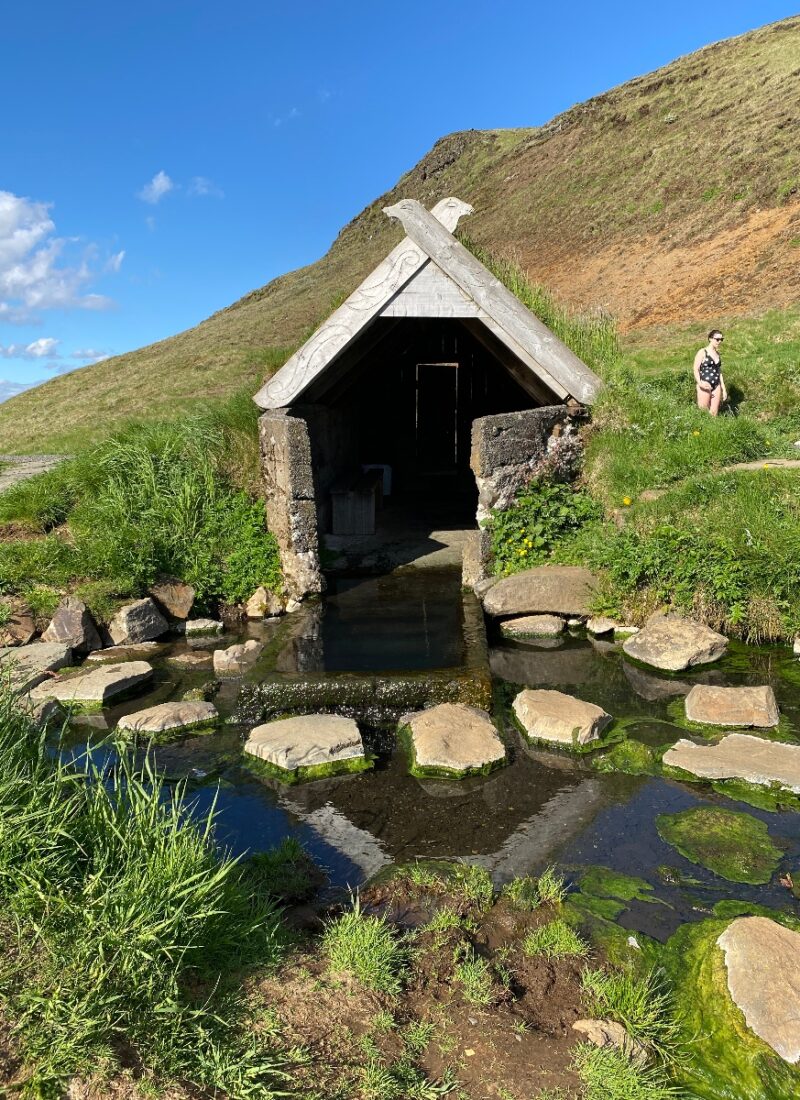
[118,701,218,735]
[513,688,612,747]
[663,733,800,793]
[244,714,365,773]
[684,685,780,728]
[401,703,506,774]
[29,661,153,706]
[0,642,73,692]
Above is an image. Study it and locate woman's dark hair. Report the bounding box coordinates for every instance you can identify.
[707,329,723,340]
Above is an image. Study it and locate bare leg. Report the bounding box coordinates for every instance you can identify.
[709,388,722,416]
[696,385,711,411]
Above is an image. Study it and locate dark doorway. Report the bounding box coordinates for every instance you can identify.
[416,362,458,472]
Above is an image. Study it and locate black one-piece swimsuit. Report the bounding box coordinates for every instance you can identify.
[698,351,721,391]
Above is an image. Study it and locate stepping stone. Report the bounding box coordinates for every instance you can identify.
[718,917,800,1063]
[213,639,263,675]
[184,618,224,636]
[108,598,169,645]
[513,688,612,747]
[42,597,102,654]
[29,661,153,710]
[244,714,369,782]
[482,566,598,618]
[622,613,727,671]
[400,703,506,778]
[685,685,780,728]
[0,642,73,693]
[500,614,564,639]
[117,700,218,736]
[663,733,800,793]
[586,616,617,636]
[86,641,163,663]
[623,662,692,702]
[166,651,213,669]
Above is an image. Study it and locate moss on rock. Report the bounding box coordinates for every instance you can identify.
[243,752,373,786]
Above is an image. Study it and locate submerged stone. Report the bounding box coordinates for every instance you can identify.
[684,684,780,728]
[108,598,169,645]
[244,713,369,782]
[29,661,153,709]
[482,565,598,618]
[586,616,616,636]
[86,641,163,663]
[718,917,800,1063]
[500,614,564,639]
[0,641,73,692]
[166,651,213,669]
[213,639,263,675]
[623,613,727,671]
[656,806,782,884]
[663,733,800,794]
[513,688,612,747]
[400,702,506,778]
[117,700,218,736]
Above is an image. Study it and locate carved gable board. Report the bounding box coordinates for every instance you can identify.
[253,197,602,410]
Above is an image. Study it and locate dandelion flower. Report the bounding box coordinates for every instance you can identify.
[622,496,632,506]
[692,430,701,437]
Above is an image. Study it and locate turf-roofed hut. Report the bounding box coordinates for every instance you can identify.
[253,197,602,597]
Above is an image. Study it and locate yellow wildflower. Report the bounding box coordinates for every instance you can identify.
[692,430,700,437]
[622,496,632,506]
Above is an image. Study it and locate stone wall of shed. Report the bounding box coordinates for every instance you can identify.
[464,404,588,585]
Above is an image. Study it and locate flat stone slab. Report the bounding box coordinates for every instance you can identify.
[117,701,218,735]
[718,917,800,1063]
[166,651,213,669]
[623,614,727,671]
[401,703,506,776]
[663,733,800,793]
[86,642,164,663]
[185,618,224,636]
[0,642,73,692]
[500,614,564,639]
[482,566,598,618]
[685,685,780,728]
[29,661,153,707]
[513,688,612,747]
[244,714,366,775]
[586,616,617,636]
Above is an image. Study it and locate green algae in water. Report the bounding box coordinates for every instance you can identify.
[713,900,800,929]
[243,751,373,786]
[665,698,796,743]
[580,866,662,905]
[592,738,659,775]
[656,806,782,884]
[659,918,800,1100]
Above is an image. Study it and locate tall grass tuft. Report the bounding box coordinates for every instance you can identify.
[323,901,405,994]
[0,686,287,1095]
[581,967,682,1063]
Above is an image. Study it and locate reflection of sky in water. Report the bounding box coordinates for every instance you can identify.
[54,625,800,924]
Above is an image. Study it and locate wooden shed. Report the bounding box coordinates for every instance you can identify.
[253,197,602,597]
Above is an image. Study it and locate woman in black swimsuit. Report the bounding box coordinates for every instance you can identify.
[693,329,727,416]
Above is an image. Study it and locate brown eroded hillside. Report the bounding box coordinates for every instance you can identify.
[2,15,799,451]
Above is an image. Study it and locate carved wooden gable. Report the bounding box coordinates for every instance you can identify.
[253,197,602,410]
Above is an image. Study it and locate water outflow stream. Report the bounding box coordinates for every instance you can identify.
[61,566,800,941]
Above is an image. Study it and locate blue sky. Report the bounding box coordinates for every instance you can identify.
[0,0,794,400]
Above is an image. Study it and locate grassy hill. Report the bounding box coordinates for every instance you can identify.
[2,15,799,453]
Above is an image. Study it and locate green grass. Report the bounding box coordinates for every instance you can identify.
[240,836,321,904]
[453,946,494,1006]
[655,806,782,884]
[522,919,589,960]
[450,862,495,911]
[573,1043,678,1100]
[581,967,681,1062]
[0,395,283,619]
[503,866,569,910]
[0,686,288,1096]
[322,902,405,994]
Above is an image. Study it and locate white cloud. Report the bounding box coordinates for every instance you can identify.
[105,250,125,273]
[137,171,175,205]
[273,106,300,127]
[0,191,117,323]
[70,347,110,363]
[0,337,61,360]
[188,176,224,199]
[0,379,31,402]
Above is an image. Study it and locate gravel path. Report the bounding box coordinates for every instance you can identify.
[0,454,70,494]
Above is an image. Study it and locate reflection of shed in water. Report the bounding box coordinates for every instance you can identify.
[253,197,602,597]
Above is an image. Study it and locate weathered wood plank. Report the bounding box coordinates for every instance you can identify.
[254,199,473,409]
[383,200,602,404]
[380,259,478,318]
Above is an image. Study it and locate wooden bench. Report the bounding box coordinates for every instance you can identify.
[330,469,384,535]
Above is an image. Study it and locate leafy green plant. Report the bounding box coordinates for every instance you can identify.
[522,919,589,960]
[323,902,405,994]
[486,479,601,577]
